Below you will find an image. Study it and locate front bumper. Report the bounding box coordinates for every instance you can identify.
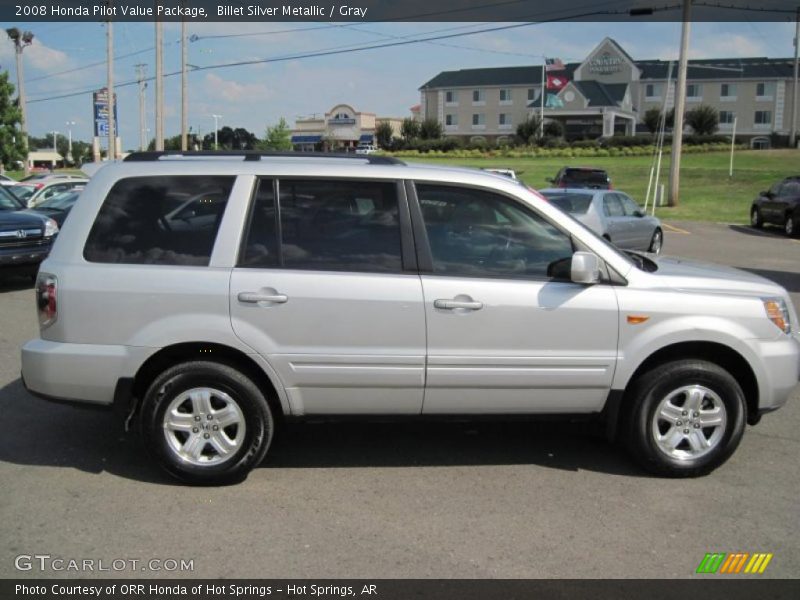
[21,338,156,406]
[749,332,800,412]
[0,243,50,267]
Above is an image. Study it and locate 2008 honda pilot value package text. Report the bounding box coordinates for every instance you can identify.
[20,153,800,484]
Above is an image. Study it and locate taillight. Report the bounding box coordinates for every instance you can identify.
[36,273,57,328]
[34,183,44,190]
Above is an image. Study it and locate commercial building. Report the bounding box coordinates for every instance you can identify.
[291,104,403,151]
[419,38,798,147]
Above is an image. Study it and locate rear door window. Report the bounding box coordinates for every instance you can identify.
[84,175,235,266]
[565,169,608,186]
[545,193,593,214]
[240,179,403,273]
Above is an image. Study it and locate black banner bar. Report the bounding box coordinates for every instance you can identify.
[3,580,800,600]
[2,0,799,23]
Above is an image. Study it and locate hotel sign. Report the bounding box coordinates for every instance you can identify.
[588,52,624,74]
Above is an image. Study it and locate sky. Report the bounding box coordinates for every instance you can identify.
[0,19,796,151]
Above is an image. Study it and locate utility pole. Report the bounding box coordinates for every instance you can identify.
[212,114,222,150]
[6,28,34,176]
[790,6,799,149]
[106,2,116,160]
[65,121,75,163]
[51,130,59,153]
[155,19,164,151]
[181,2,189,151]
[667,0,691,207]
[135,64,147,151]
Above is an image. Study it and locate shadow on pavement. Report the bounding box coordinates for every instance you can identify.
[728,224,790,240]
[0,378,644,484]
[739,268,800,293]
[0,273,35,293]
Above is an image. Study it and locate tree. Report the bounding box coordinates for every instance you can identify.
[260,117,292,151]
[516,114,542,144]
[419,118,443,140]
[643,108,662,134]
[400,118,420,142]
[0,71,25,171]
[375,121,394,148]
[202,126,259,150]
[543,120,564,138]
[685,104,719,136]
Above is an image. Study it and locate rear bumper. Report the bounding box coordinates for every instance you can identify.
[21,338,156,406]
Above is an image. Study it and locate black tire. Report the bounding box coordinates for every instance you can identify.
[139,361,274,485]
[648,228,663,254]
[784,213,797,238]
[750,206,763,229]
[624,359,746,477]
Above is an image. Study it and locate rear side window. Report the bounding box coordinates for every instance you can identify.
[603,195,624,217]
[84,176,234,266]
[275,179,402,273]
[545,193,593,214]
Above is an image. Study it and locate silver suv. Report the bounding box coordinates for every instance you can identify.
[21,152,799,484]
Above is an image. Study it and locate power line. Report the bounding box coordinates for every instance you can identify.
[26,8,624,105]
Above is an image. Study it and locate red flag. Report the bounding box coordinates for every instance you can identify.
[547,74,568,91]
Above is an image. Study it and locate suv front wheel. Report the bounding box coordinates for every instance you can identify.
[140,361,274,484]
[625,359,745,477]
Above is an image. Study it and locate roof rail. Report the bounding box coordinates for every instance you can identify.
[123,151,405,166]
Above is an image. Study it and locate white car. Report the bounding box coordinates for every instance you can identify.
[23,178,89,208]
[355,144,377,155]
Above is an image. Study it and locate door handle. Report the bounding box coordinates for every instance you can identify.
[237,292,289,304]
[434,299,483,311]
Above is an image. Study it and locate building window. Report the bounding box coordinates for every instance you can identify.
[686,84,702,100]
[472,89,486,104]
[499,88,512,104]
[472,114,485,129]
[719,111,735,125]
[445,90,458,105]
[756,82,775,99]
[527,88,536,101]
[445,114,458,127]
[645,83,662,99]
[754,110,772,126]
[720,83,737,101]
[498,114,512,129]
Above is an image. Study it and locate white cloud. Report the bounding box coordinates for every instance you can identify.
[203,72,273,103]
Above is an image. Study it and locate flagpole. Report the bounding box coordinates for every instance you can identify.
[540,56,545,139]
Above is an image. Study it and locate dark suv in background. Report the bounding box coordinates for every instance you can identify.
[0,185,59,279]
[751,176,800,237]
[547,167,612,190]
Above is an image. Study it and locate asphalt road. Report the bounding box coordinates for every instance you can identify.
[0,221,798,579]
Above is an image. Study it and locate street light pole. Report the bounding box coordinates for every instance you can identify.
[181,3,189,151]
[65,121,76,164]
[667,0,692,207]
[789,6,799,148]
[135,64,147,151]
[106,2,116,160]
[212,114,222,150]
[155,20,164,151]
[51,130,59,153]
[6,28,34,176]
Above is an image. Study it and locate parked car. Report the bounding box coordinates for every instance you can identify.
[20,173,84,183]
[21,152,799,484]
[0,185,59,278]
[750,176,800,237]
[541,188,663,254]
[0,174,16,185]
[23,178,89,208]
[547,167,612,189]
[354,144,377,155]
[23,189,83,227]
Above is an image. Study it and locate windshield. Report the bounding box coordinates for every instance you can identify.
[543,192,593,214]
[0,186,23,211]
[10,185,35,201]
[564,170,609,185]
[37,190,80,210]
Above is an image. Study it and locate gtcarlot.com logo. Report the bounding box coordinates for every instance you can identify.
[696,552,773,574]
[14,554,194,573]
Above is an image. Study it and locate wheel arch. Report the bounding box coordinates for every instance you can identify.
[131,342,287,419]
[613,341,759,438]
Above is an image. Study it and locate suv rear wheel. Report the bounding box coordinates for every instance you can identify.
[140,361,274,484]
[785,213,796,237]
[625,359,745,477]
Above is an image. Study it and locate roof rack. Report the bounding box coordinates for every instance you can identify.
[123,151,405,166]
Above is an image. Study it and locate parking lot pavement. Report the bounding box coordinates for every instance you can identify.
[0,222,798,579]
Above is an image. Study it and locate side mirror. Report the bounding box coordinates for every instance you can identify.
[571,251,601,285]
[546,177,554,184]
[633,209,645,218]
[760,190,770,197]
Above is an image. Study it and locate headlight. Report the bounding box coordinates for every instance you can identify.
[43,218,59,238]
[763,297,791,334]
